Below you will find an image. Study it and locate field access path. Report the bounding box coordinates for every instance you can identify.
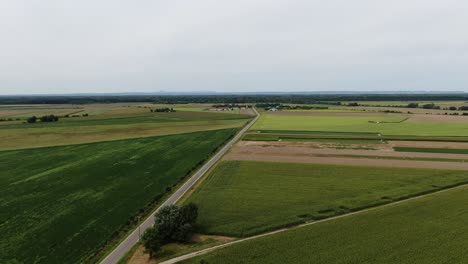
[100,108,259,264]
[160,182,468,264]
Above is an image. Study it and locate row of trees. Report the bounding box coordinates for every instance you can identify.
[142,203,198,258]
[150,108,176,112]
[255,103,329,110]
[26,115,59,123]
[408,103,468,111]
[1,94,467,105]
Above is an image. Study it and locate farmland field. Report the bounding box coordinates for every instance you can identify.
[182,184,468,264]
[185,160,468,237]
[0,129,238,264]
[0,105,249,150]
[251,113,468,136]
[394,147,468,154]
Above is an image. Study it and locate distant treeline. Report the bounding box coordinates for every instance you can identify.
[0,94,467,105]
[256,103,329,110]
[27,115,59,123]
[150,108,176,112]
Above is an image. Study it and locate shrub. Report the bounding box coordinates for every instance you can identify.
[143,203,199,257]
[26,116,37,123]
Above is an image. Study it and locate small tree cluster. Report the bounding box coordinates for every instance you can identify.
[40,115,59,122]
[27,116,37,123]
[150,108,176,112]
[142,203,198,258]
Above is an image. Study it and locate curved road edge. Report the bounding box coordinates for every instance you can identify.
[100,107,260,264]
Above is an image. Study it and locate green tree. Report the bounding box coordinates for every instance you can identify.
[26,116,37,123]
[141,227,161,258]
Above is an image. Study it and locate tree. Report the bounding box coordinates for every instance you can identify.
[141,227,161,258]
[26,116,37,123]
[142,203,199,258]
[153,203,198,243]
[449,106,457,111]
[407,103,419,108]
[422,103,440,109]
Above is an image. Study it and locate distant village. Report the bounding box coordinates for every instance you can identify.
[208,104,249,111]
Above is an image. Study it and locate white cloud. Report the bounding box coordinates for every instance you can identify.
[0,0,467,94]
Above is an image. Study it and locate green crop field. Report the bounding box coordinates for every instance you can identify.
[0,129,237,264]
[251,113,468,136]
[394,147,468,154]
[185,160,468,237]
[0,110,249,150]
[182,185,468,264]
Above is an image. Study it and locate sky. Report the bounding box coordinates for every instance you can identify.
[0,0,467,95]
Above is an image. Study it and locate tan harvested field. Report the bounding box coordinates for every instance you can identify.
[225,141,468,170]
[127,235,235,264]
[0,120,245,151]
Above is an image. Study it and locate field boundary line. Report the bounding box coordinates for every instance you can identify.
[160,181,468,264]
[99,108,259,264]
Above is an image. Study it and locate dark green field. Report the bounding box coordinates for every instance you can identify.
[0,129,237,264]
[394,147,468,154]
[183,185,468,264]
[186,161,468,237]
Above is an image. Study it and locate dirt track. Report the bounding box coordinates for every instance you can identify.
[225,141,468,170]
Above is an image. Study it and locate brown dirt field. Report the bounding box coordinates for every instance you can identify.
[240,140,392,151]
[191,234,235,243]
[127,246,156,264]
[127,235,235,264]
[390,140,468,149]
[226,141,468,170]
[406,114,468,123]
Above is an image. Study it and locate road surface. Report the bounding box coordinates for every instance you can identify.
[100,107,259,264]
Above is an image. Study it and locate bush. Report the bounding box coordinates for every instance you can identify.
[26,116,37,123]
[143,203,199,257]
[422,103,440,109]
[40,115,59,122]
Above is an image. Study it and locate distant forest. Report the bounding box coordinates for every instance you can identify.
[0,94,467,105]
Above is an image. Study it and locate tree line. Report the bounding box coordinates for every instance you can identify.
[150,108,176,112]
[1,93,467,105]
[27,115,59,123]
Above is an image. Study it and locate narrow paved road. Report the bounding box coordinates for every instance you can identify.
[100,108,259,264]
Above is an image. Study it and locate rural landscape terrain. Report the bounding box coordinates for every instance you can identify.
[1,94,468,263]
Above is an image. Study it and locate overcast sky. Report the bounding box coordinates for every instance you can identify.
[1,0,467,95]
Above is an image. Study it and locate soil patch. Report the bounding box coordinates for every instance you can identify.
[227,141,468,170]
